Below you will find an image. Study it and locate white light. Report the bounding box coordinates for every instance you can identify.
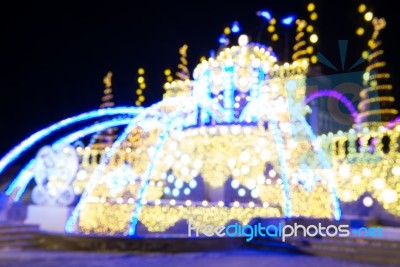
[231,179,240,189]
[257,175,265,184]
[363,196,373,207]
[268,169,276,178]
[238,34,249,46]
[157,181,163,187]
[172,188,180,197]
[241,165,250,175]
[202,200,208,206]
[248,201,255,208]
[163,187,171,195]
[116,198,123,204]
[167,174,175,183]
[218,201,224,207]
[170,199,176,205]
[154,199,161,205]
[76,170,87,180]
[189,180,197,188]
[239,77,248,88]
[238,188,246,197]
[246,179,256,190]
[251,189,259,198]
[263,202,269,208]
[174,179,183,189]
[373,178,385,190]
[228,158,236,168]
[233,201,240,207]
[266,178,271,184]
[260,150,270,160]
[185,200,192,206]
[234,103,240,108]
[184,188,191,195]
[339,165,350,178]
[194,160,202,169]
[382,189,398,204]
[392,166,400,176]
[352,175,361,184]
[181,167,190,176]
[240,151,250,162]
[362,168,371,177]
[342,190,351,201]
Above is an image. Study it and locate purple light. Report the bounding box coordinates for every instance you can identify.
[304,90,359,123]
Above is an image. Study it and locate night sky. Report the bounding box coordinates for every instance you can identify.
[0,0,399,156]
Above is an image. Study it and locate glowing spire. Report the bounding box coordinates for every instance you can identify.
[91,71,118,149]
[135,68,146,106]
[357,14,398,129]
[176,44,190,81]
[292,3,319,64]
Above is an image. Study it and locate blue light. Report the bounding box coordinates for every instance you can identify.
[281,15,296,26]
[0,107,142,177]
[256,10,272,21]
[218,34,229,45]
[5,118,133,201]
[231,21,240,33]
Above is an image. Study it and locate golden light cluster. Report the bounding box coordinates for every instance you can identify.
[135,68,146,106]
[292,2,318,64]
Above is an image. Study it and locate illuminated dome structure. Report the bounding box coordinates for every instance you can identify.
[1,3,400,237]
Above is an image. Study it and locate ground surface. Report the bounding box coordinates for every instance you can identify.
[0,249,396,267]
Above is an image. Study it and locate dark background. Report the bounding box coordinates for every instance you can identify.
[0,0,399,155]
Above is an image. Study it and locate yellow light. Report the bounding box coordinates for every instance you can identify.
[309,34,318,43]
[137,77,144,83]
[368,39,375,48]
[136,89,142,95]
[358,4,367,13]
[224,27,231,35]
[362,50,369,59]
[135,100,141,106]
[307,3,315,12]
[138,95,145,102]
[306,25,314,33]
[356,27,365,36]
[272,33,279,41]
[140,83,146,89]
[306,46,314,54]
[167,76,173,82]
[138,68,145,75]
[164,69,171,76]
[267,25,275,33]
[270,18,276,25]
[364,12,373,21]
[311,55,318,64]
[310,12,318,21]
[200,56,206,62]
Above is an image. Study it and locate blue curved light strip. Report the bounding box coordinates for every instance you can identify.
[293,113,341,220]
[65,98,182,233]
[5,117,133,201]
[0,107,142,177]
[128,103,192,236]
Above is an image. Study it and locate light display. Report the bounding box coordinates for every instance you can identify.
[357,5,398,128]
[0,2,399,238]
